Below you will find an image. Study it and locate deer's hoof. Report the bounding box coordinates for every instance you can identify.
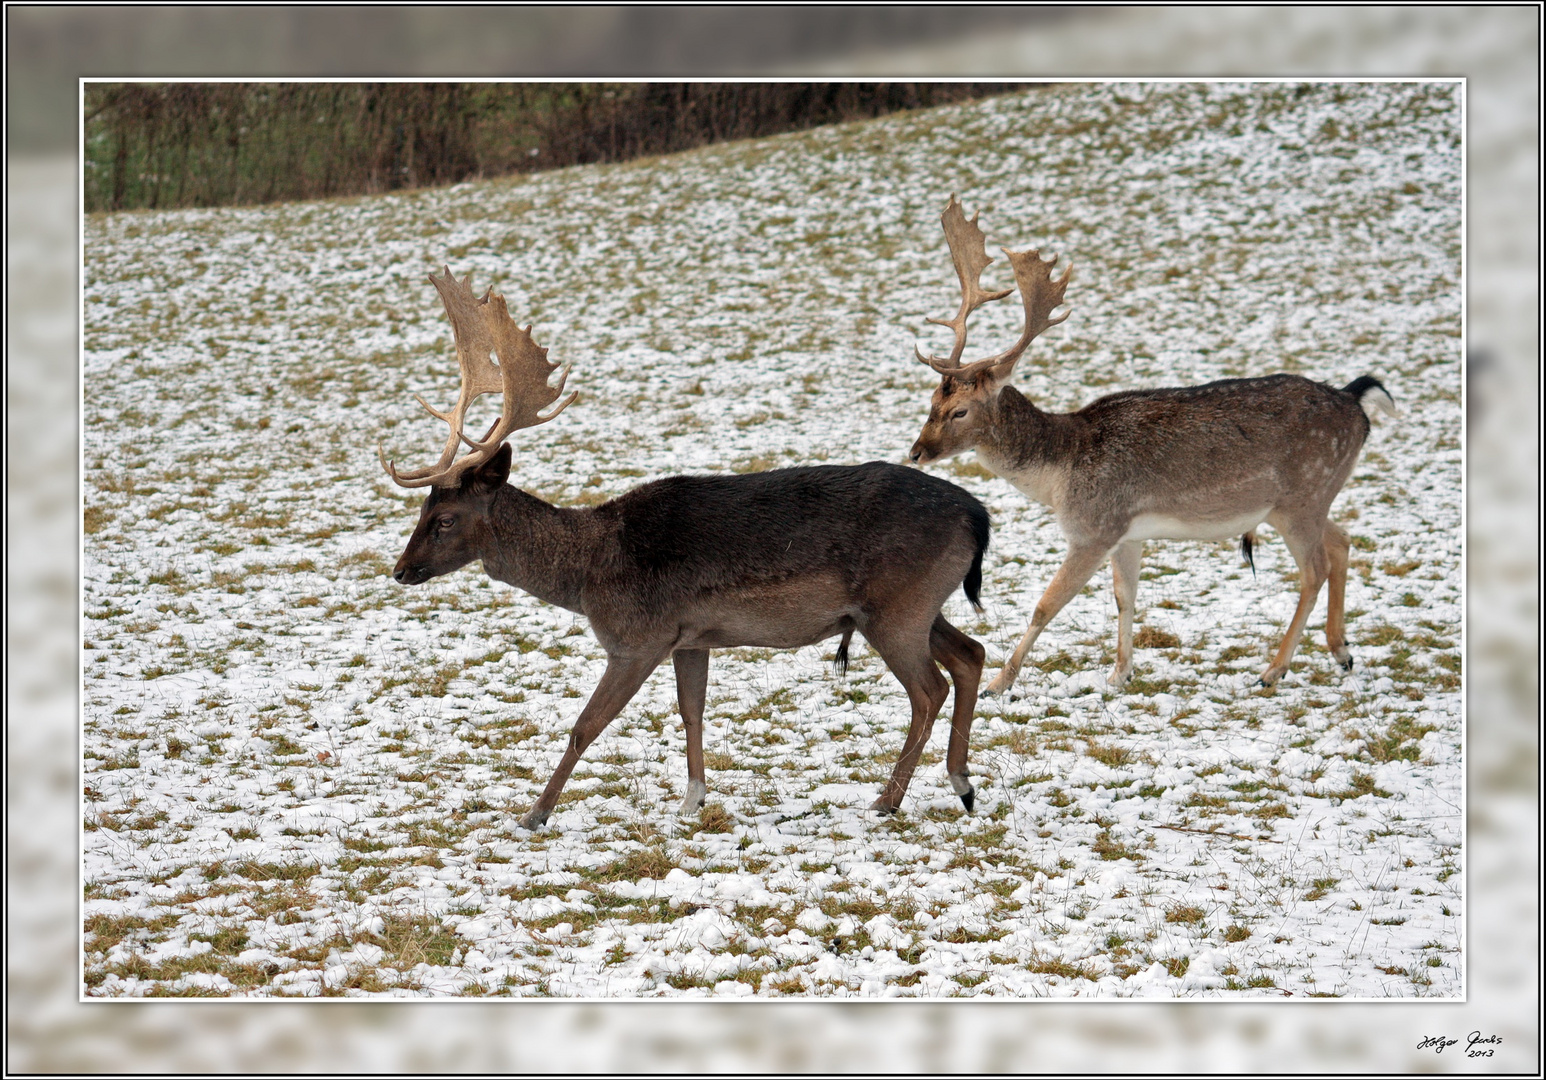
[519,808,550,830]
[680,779,708,816]
[868,798,901,817]
[1337,653,1355,672]
[948,773,974,813]
[1107,668,1133,690]
[983,673,1016,698]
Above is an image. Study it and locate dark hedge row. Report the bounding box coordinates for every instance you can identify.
[84,82,1019,212]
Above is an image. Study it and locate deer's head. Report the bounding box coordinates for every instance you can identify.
[908,196,1071,466]
[382,267,577,583]
[392,444,510,585]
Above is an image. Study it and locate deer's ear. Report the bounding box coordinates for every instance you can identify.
[982,360,1017,388]
[466,443,512,493]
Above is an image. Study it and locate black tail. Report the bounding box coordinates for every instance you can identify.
[834,629,852,676]
[1240,532,1256,576]
[962,502,990,611]
[1342,374,1385,399]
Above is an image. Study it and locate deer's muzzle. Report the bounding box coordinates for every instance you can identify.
[393,562,434,585]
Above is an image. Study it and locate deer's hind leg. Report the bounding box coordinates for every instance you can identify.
[1322,522,1353,670]
[1108,540,1143,688]
[930,615,985,811]
[1260,511,1333,687]
[673,649,710,814]
[864,623,951,816]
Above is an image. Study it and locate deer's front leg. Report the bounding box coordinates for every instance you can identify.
[673,649,710,814]
[521,652,664,829]
[985,541,1115,697]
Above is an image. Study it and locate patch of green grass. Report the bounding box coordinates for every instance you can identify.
[938,923,1009,945]
[693,804,736,835]
[365,912,463,969]
[1357,716,1438,764]
[234,860,320,883]
[1085,742,1134,768]
[1303,877,1339,902]
[582,846,678,883]
[1133,626,1181,649]
[1037,652,1080,675]
[84,911,183,951]
[1026,955,1100,981]
[1091,829,1145,862]
[88,949,226,990]
[1327,772,1393,800]
[664,970,716,991]
[1360,624,1406,647]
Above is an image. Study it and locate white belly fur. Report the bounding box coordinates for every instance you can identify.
[984,452,1269,544]
[1122,508,1271,543]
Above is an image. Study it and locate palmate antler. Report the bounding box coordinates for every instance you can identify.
[380,267,577,489]
[916,195,1072,382]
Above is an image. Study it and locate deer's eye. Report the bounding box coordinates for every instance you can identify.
[951,408,969,420]
[436,515,456,530]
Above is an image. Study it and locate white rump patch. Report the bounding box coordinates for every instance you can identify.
[1360,384,1400,420]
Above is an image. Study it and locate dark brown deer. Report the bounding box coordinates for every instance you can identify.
[907,196,1398,695]
[382,268,990,828]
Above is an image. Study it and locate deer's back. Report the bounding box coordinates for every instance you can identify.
[1080,373,1365,437]
[1068,375,1369,482]
[599,462,985,586]
[998,374,1373,538]
[572,462,987,651]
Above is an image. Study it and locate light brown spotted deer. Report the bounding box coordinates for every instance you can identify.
[383,268,991,828]
[907,196,1398,694]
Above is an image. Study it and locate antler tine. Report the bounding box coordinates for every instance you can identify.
[915,194,1013,374]
[377,393,466,486]
[380,267,579,489]
[453,302,577,455]
[974,247,1073,379]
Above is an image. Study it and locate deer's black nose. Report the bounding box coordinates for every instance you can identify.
[393,568,408,583]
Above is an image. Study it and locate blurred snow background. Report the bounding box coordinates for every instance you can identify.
[7,4,1538,1073]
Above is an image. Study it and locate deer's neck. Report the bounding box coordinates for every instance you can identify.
[480,486,602,613]
[975,386,1083,513]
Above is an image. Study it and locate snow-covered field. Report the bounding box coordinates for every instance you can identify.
[81,82,1462,998]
